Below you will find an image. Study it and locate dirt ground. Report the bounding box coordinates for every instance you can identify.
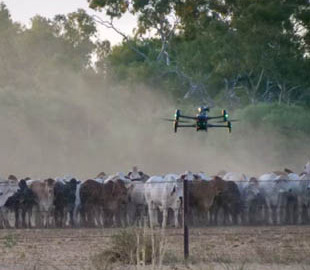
[0,226,310,270]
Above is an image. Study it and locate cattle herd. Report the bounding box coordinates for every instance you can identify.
[0,163,310,229]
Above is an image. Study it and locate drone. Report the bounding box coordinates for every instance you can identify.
[163,106,237,133]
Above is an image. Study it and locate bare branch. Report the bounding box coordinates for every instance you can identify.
[92,15,149,61]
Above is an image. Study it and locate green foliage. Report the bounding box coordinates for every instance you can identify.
[236,103,310,136]
[4,234,17,248]
[91,0,310,106]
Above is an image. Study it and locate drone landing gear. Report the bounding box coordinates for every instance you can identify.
[174,120,178,133]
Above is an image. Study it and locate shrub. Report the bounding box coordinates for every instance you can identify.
[92,228,166,270]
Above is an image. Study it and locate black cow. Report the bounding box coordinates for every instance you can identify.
[54,179,79,227]
[5,179,37,228]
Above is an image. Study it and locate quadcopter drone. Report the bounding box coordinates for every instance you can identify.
[163,106,237,133]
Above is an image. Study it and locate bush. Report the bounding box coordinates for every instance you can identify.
[235,103,310,136]
[92,228,166,270]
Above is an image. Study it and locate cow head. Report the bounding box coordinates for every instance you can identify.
[303,161,310,175]
[18,179,28,190]
[180,171,194,181]
[96,172,106,179]
[8,175,18,182]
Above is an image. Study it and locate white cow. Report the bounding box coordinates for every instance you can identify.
[0,178,19,228]
[126,180,147,225]
[297,172,310,223]
[239,177,263,224]
[258,172,301,224]
[145,174,183,228]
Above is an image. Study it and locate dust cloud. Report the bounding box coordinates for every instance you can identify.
[0,66,308,181]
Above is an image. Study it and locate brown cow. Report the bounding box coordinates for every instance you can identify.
[80,179,131,227]
[209,176,243,225]
[29,178,55,228]
[189,176,242,226]
[188,177,223,226]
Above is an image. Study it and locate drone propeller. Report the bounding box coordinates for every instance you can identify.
[161,118,191,123]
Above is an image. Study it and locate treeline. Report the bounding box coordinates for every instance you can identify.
[1,1,310,107]
[89,0,310,107]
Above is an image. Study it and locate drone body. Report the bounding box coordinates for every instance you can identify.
[169,106,233,133]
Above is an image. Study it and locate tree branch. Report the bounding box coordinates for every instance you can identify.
[92,15,150,61]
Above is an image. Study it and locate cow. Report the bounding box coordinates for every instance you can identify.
[299,175,310,223]
[80,177,131,227]
[258,172,301,225]
[29,178,56,228]
[54,177,79,227]
[105,170,148,226]
[189,177,219,226]
[5,179,37,228]
[208,176,243,225]
[239,177,265,225]
[0,177,19,228]
[79,179,102,227]
[145,174,183,228]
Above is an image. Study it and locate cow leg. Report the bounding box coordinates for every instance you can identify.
[54,209,59,227]
[173,209,179,228]
[33,206,41,228]
[307,205,310,224]
[275,204,282,225]
[80,206,86,227]
[297,197,303,225]
[0,209,3,229]
[214,208,219,225]
[148,203,158,228]
[14,208,19,228]
[69,208,74,227]
[243,204,249,225]
[265,201,273,225]
[2,208,11,229]
[162,208,168,228]
[60,208,65,227]
[27,207,32,228]
[21,208,27,228]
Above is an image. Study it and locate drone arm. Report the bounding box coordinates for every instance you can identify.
[208,115,224,120]
[208,124,228,128]
[177,124,196,128]
[179,115,197,120]
[208,122,232,133]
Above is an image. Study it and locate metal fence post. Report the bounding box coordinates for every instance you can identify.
[183,178,189,260]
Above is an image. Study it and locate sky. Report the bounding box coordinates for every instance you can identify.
[3,0,137,45]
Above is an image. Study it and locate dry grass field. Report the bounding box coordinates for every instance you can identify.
[0,226,310,270]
